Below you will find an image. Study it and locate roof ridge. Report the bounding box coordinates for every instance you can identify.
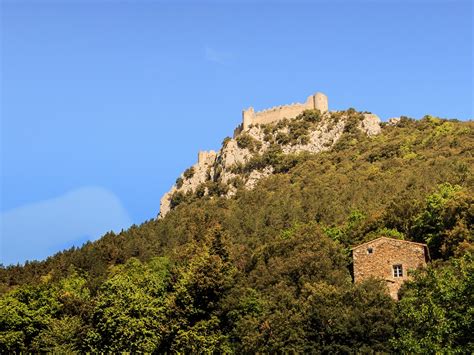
[351,236,427,250]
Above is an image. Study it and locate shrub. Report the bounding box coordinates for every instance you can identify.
[183,167,195,179]
[206,182,229,196]
[228,176,245,189]
[300,109,322,123]
[236,133,262,153]
[170,191,185,209]
[236,133,252,150]
[275,132,291,145]
[222,137,231,148]
[195,184,206,198]
[287,120,311,145]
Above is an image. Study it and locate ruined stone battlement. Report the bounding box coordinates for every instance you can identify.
[240,92,328,132]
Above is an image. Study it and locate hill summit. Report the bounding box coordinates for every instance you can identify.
[160,92,383,216]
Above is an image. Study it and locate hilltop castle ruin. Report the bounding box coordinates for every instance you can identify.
[159,90,382,218]
[234,92,328,136]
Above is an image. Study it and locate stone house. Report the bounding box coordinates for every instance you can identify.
[352,237,430,299]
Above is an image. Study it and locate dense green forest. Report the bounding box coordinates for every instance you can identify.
[1,113,473,352]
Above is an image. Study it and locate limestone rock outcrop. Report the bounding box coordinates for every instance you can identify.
[159,150,216,217]
[360,113,382,135]
[388,117,401,126]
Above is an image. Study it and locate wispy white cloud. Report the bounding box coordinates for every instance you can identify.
[0,186,132,266]
[204,46,232,64]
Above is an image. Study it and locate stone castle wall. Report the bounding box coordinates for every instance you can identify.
[352,237,428,299]
[241,92,328,131]
[198,150,217,165]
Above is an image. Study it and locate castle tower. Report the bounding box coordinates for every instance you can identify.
[242,107,255,130]
[306,92,328,113]
[314,92,328,112]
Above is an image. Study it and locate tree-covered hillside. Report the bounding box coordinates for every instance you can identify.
[1,113,473,352]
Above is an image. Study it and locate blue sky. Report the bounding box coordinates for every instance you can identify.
[1,0,472,265]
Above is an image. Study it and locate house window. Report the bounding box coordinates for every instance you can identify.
[367,247,373,254]
[393,264,403,277]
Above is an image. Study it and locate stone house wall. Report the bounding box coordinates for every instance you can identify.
[352,237,429,299]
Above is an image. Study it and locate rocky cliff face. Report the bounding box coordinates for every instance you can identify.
[159,109,381,217]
